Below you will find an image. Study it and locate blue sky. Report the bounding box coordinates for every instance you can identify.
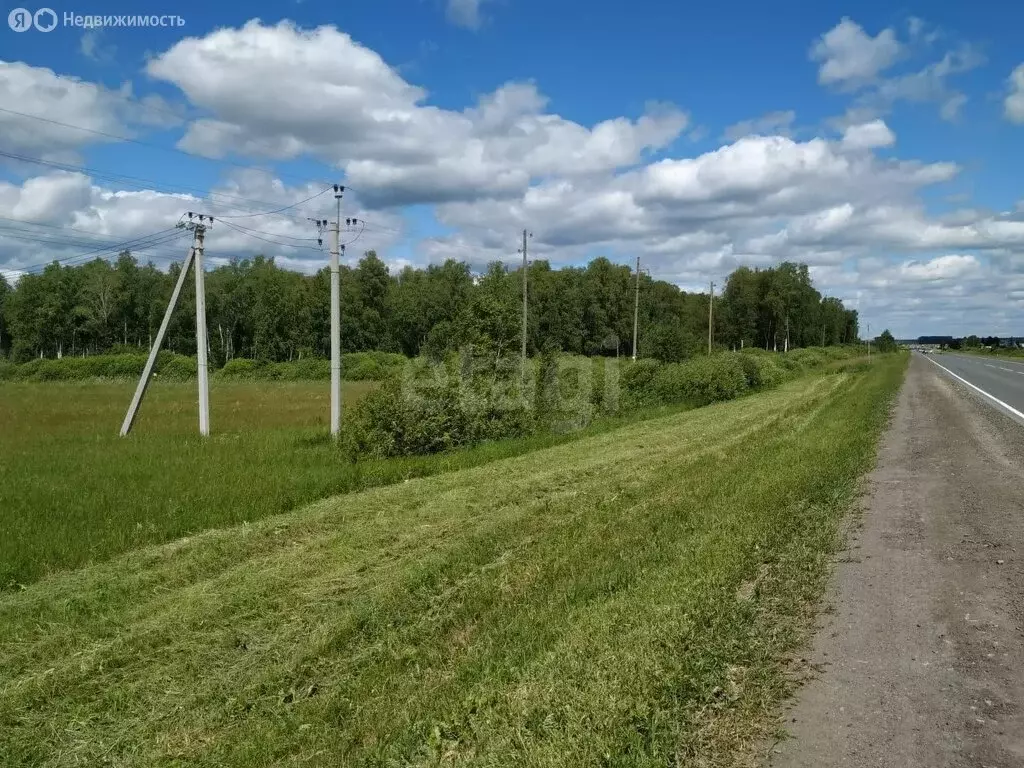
[1,0,1023,337]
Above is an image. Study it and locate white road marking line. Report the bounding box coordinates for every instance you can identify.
[923,355,1024,422]
[1001,367,1015,372]
[986,364,997,369]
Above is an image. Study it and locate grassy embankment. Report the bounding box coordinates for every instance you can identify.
[0,353,906,766]
[0,378,693,587]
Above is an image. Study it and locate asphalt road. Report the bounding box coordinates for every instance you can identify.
[771,353,1024,767]
[922,352,1024,425]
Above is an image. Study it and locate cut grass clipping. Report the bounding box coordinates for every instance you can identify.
[0,354,906,766]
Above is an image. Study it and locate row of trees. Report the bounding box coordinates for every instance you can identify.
[959,335,1011,349]
[916,336,1021,350]
[0,252,858,364]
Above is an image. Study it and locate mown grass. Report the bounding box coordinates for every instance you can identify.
[0,379,695,587]
[0,354,907,766]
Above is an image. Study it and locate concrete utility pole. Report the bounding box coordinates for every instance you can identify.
[330,185,343,437]
[521,229,531,377]
[121,213,212,437]
[632,256,641,361]
[193,222,210,436]
[785,315,790,354]
[312,186,345,436]
[708,281,715,355]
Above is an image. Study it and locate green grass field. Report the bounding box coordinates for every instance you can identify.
[0,379,698,587]
[0,380,373,586]
[0,355,906,766]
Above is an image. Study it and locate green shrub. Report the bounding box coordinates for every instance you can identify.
[785,348,827,369]
[652,355,749,407]
[733,350,787,389]
[3,354,149,381]
[536,354,600,431]
[588,356,620,413]
[343,358,384,381]
[347,356,536,458]
[215,358,266,379]
[13,359,43,379]
[620,358,662,408]
[0,352,407,383]
[155,353,197,381]
[216,354,404,382]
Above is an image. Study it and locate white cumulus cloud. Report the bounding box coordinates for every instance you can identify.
[842,119,896,150]
[145,21,688,208]
[1006,64,1024,124]
[811,18,902,89]
[899,254,979,281]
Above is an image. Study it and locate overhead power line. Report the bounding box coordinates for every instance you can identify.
[218,219,324,252]
[2,227,188,274]
[215,187,332,219]
[0,106,336,189]
[215,220,321,244]
[0,150,335,224]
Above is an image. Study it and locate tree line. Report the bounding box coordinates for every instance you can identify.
[0,252,858,364]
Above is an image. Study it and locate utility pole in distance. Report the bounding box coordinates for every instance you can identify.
[330,185,343,437]
[630,253,638,360]
[193,218,210,436]
[310,185,345,437]
[708,281,715,355]
[520,229,531,380]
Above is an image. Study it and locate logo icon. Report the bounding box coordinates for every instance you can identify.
[33,8,57,31]
[8,7,32,31]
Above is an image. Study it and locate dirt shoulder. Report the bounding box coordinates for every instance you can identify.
[771,354,1024,768]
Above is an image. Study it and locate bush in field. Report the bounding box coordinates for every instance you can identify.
[652,354,749,407]
[734,350,787,389]
[215,358,265,379]
[620,358,663,408]
[0,353,196,381]
[532,352,603,432]
[7,358,40,379]
[347,353,536,457]
[2,351,407,383]
[588,356,621,414]
[215,353,404,381]
[785,348,828,369]
[155,353,197,381]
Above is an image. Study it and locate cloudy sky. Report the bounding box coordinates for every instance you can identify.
[2,0,1023,338]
